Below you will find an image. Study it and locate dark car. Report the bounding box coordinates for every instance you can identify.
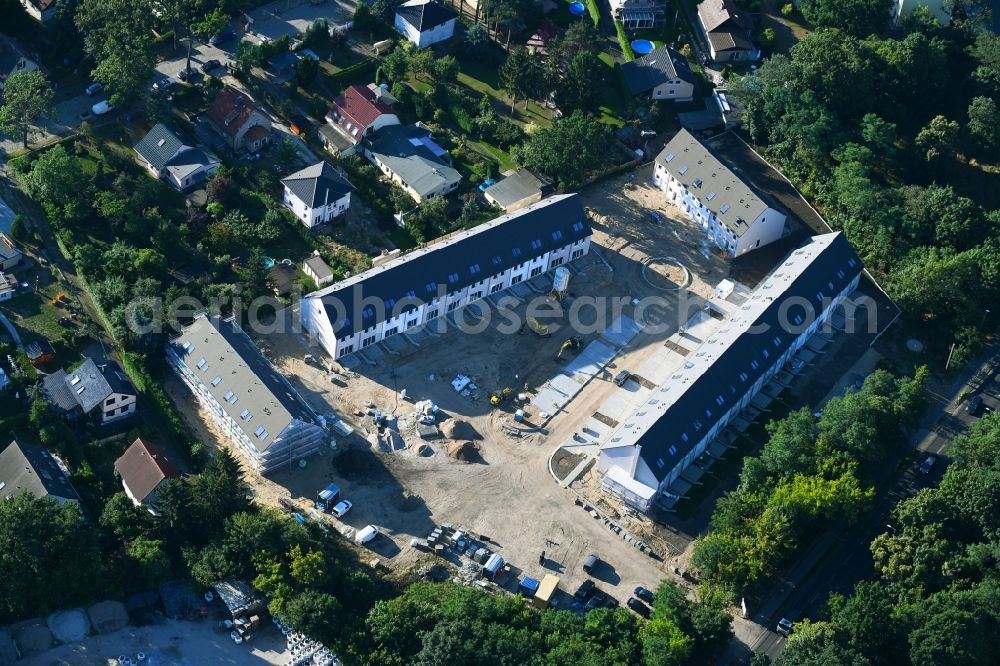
[584,593,605,612]
[177,68,190,81]
[602,595,619,609]
[634,586,654,604]
[613,370,631,387]
[967,395,983,415]
[627,597,650,617]
[573,579,595,602]
[201,59,221,73]
[209,28,236,45]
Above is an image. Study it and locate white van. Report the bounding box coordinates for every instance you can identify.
[91,100,114,115]
[355,525,379,544]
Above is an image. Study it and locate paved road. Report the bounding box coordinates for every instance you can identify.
[741,343,1000,660]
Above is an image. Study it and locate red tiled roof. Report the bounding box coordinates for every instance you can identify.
[325,85,392,137]
[113,438,180,503]
[207,87,263,138]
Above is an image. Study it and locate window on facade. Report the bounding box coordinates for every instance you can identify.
[530,266,543,277]
[426,309,438,319]
[338,345,354,357]
[550,257,562,267]
[491,283,503,293]
[447,301,459,312]
[362,336,376,348]
[511,275,522,285]
[571,249,584,259]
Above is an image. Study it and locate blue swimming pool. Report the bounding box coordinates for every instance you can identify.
[569,2,585,16]
[631,39,655,55]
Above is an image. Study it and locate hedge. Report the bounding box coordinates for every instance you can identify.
[326,59,378,91]
[615,20,634,62]
[585,0,601,27]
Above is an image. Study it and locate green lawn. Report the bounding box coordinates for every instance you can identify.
[457,60,555,130]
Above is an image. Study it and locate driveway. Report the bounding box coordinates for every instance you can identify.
[245,0,355,41]
[155,40,235,81]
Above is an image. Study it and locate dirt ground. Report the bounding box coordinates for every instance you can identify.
[169,165,743,604]
[16,618,288,666]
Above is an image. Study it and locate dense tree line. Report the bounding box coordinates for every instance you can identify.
[730,15,1000,364]
[693,369,927,593]
[775,412,1000,666]
[360,578,732,666]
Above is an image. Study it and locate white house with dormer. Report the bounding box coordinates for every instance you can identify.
[281,162,355,229]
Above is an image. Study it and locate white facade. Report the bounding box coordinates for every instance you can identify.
[394,6,456,48]
[101,392,137,424]
[18,0,55,22]
[282,185,350,228]
[894,0,949,26]
[597,233,863,511]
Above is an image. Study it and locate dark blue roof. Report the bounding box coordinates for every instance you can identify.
[268,51,300,71]
[621,47,695,97]
[318,194,590,336]
[638,233,863,480]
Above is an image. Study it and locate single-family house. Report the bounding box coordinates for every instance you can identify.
[483,169,546,212]
[696,0,757,63]
[303,252,335,287]
[0,272,16,301]
[621,46,695,102]
[18,0,56,22]
[281,161,355,228]
[0,233,22,271]
[894,0,949,26]
[42,357,137,425]
[609,0,666,29]
[267,50,300,78]
[25,340,55,366]
[166,313,327,474]
[134,123,220,191]
[114,438,180,513]
[206,87,272,152]
[301,194,592,360]
[526,18,563,55]
[323,84,400,157]
[653,129,785,256]
[0,440,79,504]
[394,0,458,49]
[365,123,461,203]
[599,233,864,512]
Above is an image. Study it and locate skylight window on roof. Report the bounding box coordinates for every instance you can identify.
[196,358,207,370]
[182,341,191,351]
[816,291,824,301]
[340,318,351,328]
[793,314,803,326]
[512,247,522,257]
[492,255,502,265]
[211,375,222,386]
[751,360,759,370]
[762,349,770,359]
[70,375,81,386]
[469,264,481,275]
[664,153,674,162]
[848,258,857,267]
[426,282,437,293]
[837,269,845,279]
[828,281,834,291]
[657,458,665,469]
[706,191,716,200]
[406,290,416,298]
[572,221,585,232]
[720,203,730,213]
[716,395,724,406]
[530,239,542,250]
[224,390,234,401]
[240,409,250,420]
[551,230,563,241]
[681,432,689,442]
[694,420,703,431]
[668,445,678,455]
[385,298,396,310]
[254,426,265,437]
[678,166,688,175]
[739,371,749,382]
[693,178,703,188]
[773,336,782,347]
[448,272,459,284]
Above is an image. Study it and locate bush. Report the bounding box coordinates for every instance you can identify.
[614,20,634,62]
[780,3,795,17]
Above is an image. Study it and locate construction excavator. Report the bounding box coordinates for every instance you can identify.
[490,387,513,407]
[555,336,582,361]
[526,318,551,337]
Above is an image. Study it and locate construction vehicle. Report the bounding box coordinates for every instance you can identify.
[526,318,551,337]
[490,387,512,407]
[555,336,582,361]
[51,292,68,307]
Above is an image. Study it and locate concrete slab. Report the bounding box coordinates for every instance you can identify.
[600,384,655,419]
[564,340,617,382]
[533,375,578,415]
[601,314,643,349]
[635,347,686,385]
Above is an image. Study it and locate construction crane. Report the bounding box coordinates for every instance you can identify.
[555,336,582,361]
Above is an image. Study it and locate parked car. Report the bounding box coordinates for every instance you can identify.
[777,618,793,636]
[634,586,654,604]
[583,593,605,612]
[573,579,595,602]
[355,524,379,544]
[919,454,937,475]
[613,370,631,387]
[582,553,600,573]
[85,82,103,96]
[478,179,495,192]
[201,59,221,73]
[626,597,651,617]
[152,77,175,92]
[177,68,190,81]
[91,100,114,115]
[209,28,236,45]
[332,499,352,518]
[967,394,983,415]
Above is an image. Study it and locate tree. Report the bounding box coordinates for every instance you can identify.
[100,492,156,544]
[500,47,540,112]
[9,214,27,242]
[234,40,263,76]
[381,46,411,83]
[464,23,488,53]
[916,115,960,163]
[639,618,692,666]
[127,537,172,584]
[967,96,1000,152]
[295,56,319,86]
[76,0,156,106]
[859,113,896,156]
[516,111,609,189]
[187,9,230,79]
[797,0,893,36]
[190,449,248,535]
[283,590,341,644]
[0,70,55,148]
[555,51,600,113]
[21,144,87,207]
[146,86,172,124]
